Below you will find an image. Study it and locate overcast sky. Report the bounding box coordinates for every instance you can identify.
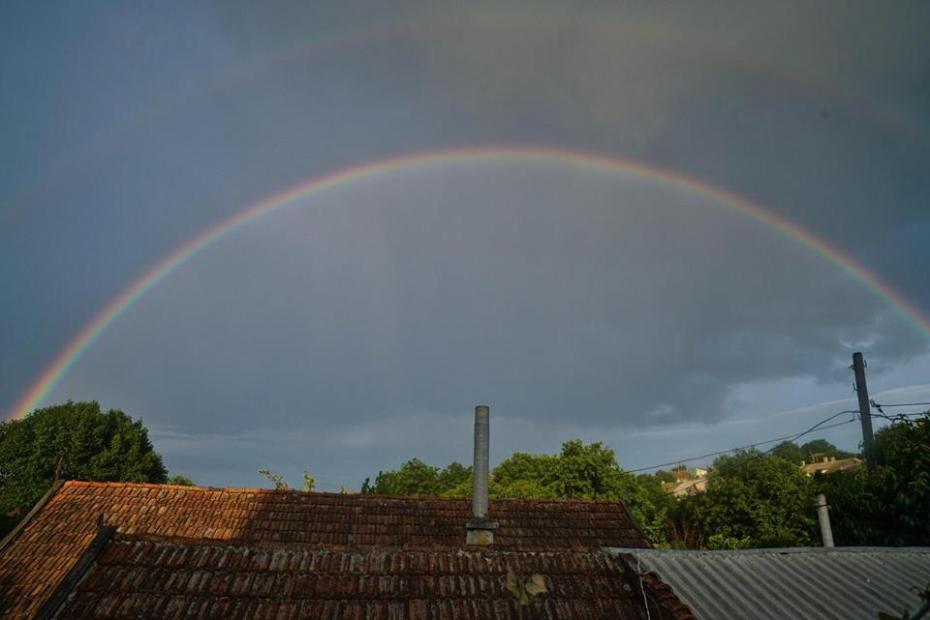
[2,1,929,489]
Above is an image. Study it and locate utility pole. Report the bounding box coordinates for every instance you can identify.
[815,494,834,548]
[852,352,874,453]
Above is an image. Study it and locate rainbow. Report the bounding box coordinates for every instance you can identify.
[8,146,930,421]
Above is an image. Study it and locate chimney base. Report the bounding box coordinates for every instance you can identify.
[466,518,499,546]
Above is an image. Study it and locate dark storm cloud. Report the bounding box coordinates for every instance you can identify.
[408,1,930,304]
[53,164,928,436]
[4,1,929,486]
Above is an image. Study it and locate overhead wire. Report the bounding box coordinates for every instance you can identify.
[868,410,929,422]
[626,401,928,474]
[627,409,859,473]
[867,398,930,421]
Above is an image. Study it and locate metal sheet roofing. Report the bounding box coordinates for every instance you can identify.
[611,547,930,620]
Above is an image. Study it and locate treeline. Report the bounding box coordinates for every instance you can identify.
[360,439,674,544]
[2,401,927,548]
[359,418,929,548]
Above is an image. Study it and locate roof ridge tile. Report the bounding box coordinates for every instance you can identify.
[60,480,625,504]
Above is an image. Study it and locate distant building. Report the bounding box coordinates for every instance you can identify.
[663,456,862,498]
[666,477,708,498]
[664,467,708,497]
[801,455,862,477]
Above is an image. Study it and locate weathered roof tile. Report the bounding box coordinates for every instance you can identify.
[54,536,672,619]
[0,481,661,619]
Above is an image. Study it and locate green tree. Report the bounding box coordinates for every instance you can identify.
[490,478,557,499]
[0,401,167,536]
[628,473,678,545]
[166,474,195,486]
[653,469,678,484]
[368,458,443,495]
[770,441,805,464]
[363,440,676,545]
[437,462,472,493]
[678,450,815,548]
[551,440,630,499]
[770,439,853,466]
[800,439,853,461]
[816,414,930,545]
[483,452,557,499]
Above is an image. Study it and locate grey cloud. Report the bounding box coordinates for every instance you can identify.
[6,1,929,488]
[52,163,928,439]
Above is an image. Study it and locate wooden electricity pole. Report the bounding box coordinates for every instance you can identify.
[852,352,874,453]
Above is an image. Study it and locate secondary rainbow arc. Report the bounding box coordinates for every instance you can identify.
[8,146,929,421]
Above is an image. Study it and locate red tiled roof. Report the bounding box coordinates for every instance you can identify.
[638,571,698,620]
[0,481,651,619]
[57,534,660,619]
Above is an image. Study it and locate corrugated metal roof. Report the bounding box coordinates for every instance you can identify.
[610,547,930,620]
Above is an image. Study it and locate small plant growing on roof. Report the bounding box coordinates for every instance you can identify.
[257,469,316,492]
[505,568,547,620]
[257,468,289,490]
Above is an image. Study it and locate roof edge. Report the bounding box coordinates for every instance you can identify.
[58,480,629,504]
[0,480,64,556]
[607,546,930,556]
[35,519,116,620]
[608,549,696,620]
[614,498,653,549]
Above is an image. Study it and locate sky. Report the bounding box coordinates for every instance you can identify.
[2,1,929,489]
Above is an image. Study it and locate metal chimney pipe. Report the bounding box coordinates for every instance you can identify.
[466,405,497,545]
[815,494,834,548]
[472,405,490,520]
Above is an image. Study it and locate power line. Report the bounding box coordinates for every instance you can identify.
[763,410,858,452]
[868,410,929,422]
[626,405,929,475]
[871,401,930,409]
[626,410,858,473]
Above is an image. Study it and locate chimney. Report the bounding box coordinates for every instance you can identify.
[466,405,498,545]
[815,494,834,548]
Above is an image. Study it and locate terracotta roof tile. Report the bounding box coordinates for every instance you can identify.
[50,535,654,619]
[639,571,698,620]
[0,481,651,619]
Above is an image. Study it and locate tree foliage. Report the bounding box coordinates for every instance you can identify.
[800,438,854,460]
[676,450,815,548]
[0,401,167,536]
[362,459,471,496]
[816,414,930,546]
[363,440,677,545]
[770,439,853,465]
[770,441,806,465]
